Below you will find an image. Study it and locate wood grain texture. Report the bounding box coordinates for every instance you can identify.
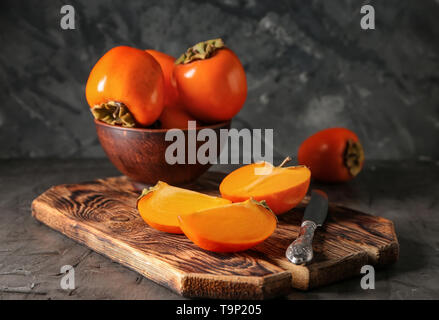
[31,173,399,299]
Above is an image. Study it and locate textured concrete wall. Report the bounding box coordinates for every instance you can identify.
[0,0,438,160]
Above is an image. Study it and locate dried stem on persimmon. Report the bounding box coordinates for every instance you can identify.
[278,156,309,170]
[344,139,365,177]
[278,156,292,168]
[175,38,225,65]
[91,101,136,128]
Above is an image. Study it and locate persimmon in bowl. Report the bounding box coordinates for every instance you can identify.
[87,41,246,186]
[95,119,230,186]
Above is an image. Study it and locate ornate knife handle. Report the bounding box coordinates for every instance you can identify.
[286,220,317,265]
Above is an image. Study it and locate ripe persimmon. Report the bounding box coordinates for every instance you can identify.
[298,128,364,182]
[136,181,231,234]
[219,158,311,215]
[159,104,198,129]
[173,39,247,123]
[86,46,164,127]
[145,49,179,108]
[178,199,277,252]
[145,49,196,129]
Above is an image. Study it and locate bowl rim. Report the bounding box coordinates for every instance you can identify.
[94,119,231,133]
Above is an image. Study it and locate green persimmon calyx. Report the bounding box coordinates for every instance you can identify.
[91,101,136,128]
[175,38,225,65]
[136,184,161,208]
[250,199,278,222]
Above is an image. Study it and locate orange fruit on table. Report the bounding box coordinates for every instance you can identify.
[219,158,311,215]
[86,46,164,127]
[136,181,231,234]
[298,128,364,182]
[178,199,277,253]
[173,38,247,123]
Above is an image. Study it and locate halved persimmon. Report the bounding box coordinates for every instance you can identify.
[219,158,311,215]
[178,199,277,252]
[136,181,231,234]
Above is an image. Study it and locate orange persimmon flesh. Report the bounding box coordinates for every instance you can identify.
[219,159,311,215]
[137,181,231,234]
[178,199,277,252]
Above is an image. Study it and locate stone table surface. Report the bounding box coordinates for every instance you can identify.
[0,159,438,300]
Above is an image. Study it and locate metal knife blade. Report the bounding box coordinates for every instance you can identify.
[286,189,329,265]
[303,189,328,226]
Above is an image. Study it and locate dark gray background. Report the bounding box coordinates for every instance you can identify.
[1,0,438,160]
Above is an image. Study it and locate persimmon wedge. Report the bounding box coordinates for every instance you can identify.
[178,199,277,253]
[219,158,311,215]
[136,181,231,234]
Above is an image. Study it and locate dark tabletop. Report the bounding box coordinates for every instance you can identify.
[0,159,438,300]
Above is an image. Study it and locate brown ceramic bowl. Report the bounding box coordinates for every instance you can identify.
[95,119,231,186]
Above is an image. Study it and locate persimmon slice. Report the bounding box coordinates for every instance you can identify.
[178,199,277,252]
[219,159,311,215]
[136,181,231,234]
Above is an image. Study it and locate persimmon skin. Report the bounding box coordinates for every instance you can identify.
[174,48,247,123]
[86,46,164,126]
[221,179,310,215]
[298,128,364,183]
[219,162,311,215]
[178,230,265,253]
[159,104,198,129]
[145,49,179,108]
[145,50,198,129]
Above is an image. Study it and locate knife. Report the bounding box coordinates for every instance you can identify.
[286,189,328,265]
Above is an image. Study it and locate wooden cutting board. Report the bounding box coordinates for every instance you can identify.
[31,173,399,299]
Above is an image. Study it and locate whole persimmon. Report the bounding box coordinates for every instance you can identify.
[173,39,247,123]
[298,128,365,183]
[145,49,196,128]
[145,49,179,108]
[159,104,199,129]
[86,46,164,127]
